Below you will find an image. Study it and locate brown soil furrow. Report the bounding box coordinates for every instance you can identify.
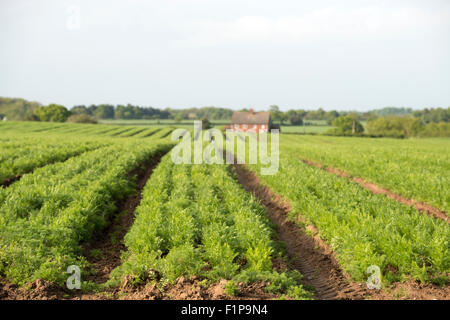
[82,153,165,284]
[232,164,370,300]
[0,175,21,188]
[232,164,450,300]
[301,159,448,223]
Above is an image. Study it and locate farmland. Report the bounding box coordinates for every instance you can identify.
[110,154,312,299]
[0,121,449,300]
[248,139,449,285]
[279,135,450,213]
[0,127,173,286]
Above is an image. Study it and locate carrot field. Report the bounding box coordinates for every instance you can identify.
[0,121,448,300]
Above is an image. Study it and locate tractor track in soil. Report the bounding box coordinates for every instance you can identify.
[233,164,450,300]
[300,159,448,223]
[232,164,370,300]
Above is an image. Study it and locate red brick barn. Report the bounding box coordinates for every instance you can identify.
[230,109,272,133]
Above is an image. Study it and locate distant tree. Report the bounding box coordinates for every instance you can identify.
[289,113,303,125]
[329,115,364,136]
[67,114,97,124]
[419,122,450,137]
[168,106,232,121]
[269,105,283,124]
[306,108,326,120]
[0,97,41,120]
[87,104,98,115]
[371,107,413,117]
[174,113,183,123]
[114,105,126,119]
[366,116,422,138]
[94,104,114,119]
[33,104,71,122]
[325,110,339,125]
[286,110,297,119]
[413,107,449,123]
[201,118,212,130]
[71,105,90,115]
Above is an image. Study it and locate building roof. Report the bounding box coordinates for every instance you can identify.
[232,111,270,124]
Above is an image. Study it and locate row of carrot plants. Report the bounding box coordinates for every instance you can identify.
[0,135,109,183]
[280,134,450,213]
[0,121,173,140]
[112,153,313,299]
[0,140,173,286]
[248,144,449,285]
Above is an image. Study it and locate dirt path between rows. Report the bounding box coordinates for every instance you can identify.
[232,164,450,300]
[81,154,165,285]
[0,175,21,188]
[301,159,448,223]
[233,164,370,300]
[0,152,166,300]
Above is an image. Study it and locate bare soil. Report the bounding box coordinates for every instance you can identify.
[0,279,71,300]
[81,155,163,284]
[0,175,21,188]
[116,276,277,300]
[232,164,450,300]
[301,159,448,223]
[0,276,279,300]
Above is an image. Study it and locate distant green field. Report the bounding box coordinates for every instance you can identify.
[281,125,332,134]
[100,119,336,134]
[98,119,229,127]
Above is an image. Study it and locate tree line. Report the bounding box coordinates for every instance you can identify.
[0,97,448,137]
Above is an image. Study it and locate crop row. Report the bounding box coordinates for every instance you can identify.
[249,145,449,285]
[111,154,312,299]
[0,121,174,140]
[0,140,173,285]
[280,134,450,212]
[0,136,109,183]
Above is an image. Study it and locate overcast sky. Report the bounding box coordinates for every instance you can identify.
[0,0,449,111]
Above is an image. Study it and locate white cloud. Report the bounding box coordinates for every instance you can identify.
[181,5,448,45]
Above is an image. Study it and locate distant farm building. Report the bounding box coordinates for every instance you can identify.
[228,109,273,133]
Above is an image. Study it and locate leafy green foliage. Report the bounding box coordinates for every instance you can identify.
[0,97,41,120]
[412,107,450,124]
[224,280,239,296]
[328,115,364,136]
[279,134,450,213]
[33,104,71,122]
[67,114,98,124]
[0,121,173,140]
[113,153,312,299]
[0,136,107,183]
[0,138,173,285]
[249,137,450,284]
[419,122,450,137]
[367,116,423,138]
[289,113,303,125]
